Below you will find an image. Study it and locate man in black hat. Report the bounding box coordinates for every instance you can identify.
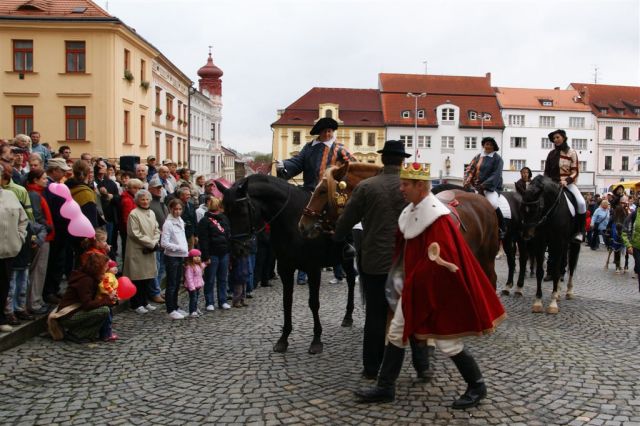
[463,137,505,239]
[544,129,586,240]
[333,140,434,382]
[276,117,355,192]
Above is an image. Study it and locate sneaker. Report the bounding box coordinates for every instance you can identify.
[233,302,242,308]
[145,304,157,311]
[205,305,215,312]
[177,308,188,316]
[102,333,119,342]
[0,324,13,332]
[197,309,203,315]
[134,306,148,314]
[189,312,200,318]
[168,310,184,320]
[329,278,343,284]
[221,303,231,310]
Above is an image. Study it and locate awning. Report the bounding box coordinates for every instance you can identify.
[608,181,640,190]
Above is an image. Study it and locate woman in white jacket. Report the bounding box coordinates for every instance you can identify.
[161,198,189,320]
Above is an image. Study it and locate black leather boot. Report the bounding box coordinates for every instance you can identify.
[573,213,586,241]
[354,343,405,403]
[410,337,434,382]
[450,349,487,409]
[495,208,506,240]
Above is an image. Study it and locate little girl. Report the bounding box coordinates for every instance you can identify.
[184,249,205,317]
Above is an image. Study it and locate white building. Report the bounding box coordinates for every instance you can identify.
[496,87,597,192]
[379,73,504,183]
[569,83,640,192]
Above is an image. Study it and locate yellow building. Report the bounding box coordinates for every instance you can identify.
[0,0,190,164]
[271,88,386,175]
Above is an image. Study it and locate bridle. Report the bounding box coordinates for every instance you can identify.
[230,183,292,239]
[522,183,564,230]
[301,177,350,234]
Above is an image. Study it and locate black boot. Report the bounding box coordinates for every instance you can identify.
[354,343,405,403]
[495,208,506,240]
[450,349,487,409]
[573,213,586,241]
[410,337,434,382]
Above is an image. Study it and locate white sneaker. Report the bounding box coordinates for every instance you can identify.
[221,303,231,310]
[177,308,188,316]
[190,312,200,318]
[0,324,13,332]
[205,305,215,311]
[197,309,203,315]
[168,310,184,320]
[329,278,338,284]
[135,306,148,314]
[145,304,157,311]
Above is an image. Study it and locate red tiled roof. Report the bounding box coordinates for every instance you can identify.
[0,0,111,17]
[272,87,384,127]
[495,87,591,112]
[569,83,640,119]
[379,73,504,128]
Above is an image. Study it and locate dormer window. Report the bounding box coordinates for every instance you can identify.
[417,109,425,119]
[441,108,455,121]
[615,108,625,115]
[468,111,477,120]
[600,107,608,115]
[635,108,640,115]
[482,113,492,121]
[540,99,553,107]
[325,109,333,118]
[401,110,411,118]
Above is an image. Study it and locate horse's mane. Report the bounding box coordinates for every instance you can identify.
[324,163,381,210]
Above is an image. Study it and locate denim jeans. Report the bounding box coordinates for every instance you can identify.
[297,270,307,284]
[247,254,256,294]
[164,255,184,313]
[99,307,113,339]
[333,263,345,280]
[188,289,200,314]
[6,269,28,314]
[204,254,229,307]
[151,251,165,298]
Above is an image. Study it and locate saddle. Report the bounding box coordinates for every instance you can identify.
[561,188,577,217]
[435,190,466,231]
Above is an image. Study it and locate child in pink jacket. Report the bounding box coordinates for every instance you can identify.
[184,249,205,317]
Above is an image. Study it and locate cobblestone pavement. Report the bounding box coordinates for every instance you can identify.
[1,247,640,425]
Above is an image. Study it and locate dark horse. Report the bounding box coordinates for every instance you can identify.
[522,175,581,313]
[499,191,531,297]
[218,174,356,354]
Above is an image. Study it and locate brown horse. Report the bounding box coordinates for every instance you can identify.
[299,163,499,287]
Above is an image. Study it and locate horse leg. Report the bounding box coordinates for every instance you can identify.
[502,237,515,295]
[341,256,356,327]
[515,239,527,297]
[566,241,581,300]
[532,244,545,313]
[274,263,295,353]
[546,241,565,314]
[307,268,323,354]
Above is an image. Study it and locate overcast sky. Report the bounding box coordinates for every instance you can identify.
[107,0,640,153]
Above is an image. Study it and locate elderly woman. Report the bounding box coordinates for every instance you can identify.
[590,200,610,250]
[123,189,161,314]
[119,178,144,260]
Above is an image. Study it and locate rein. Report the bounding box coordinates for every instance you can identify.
[524,185,564,229]
[252,183,292,235]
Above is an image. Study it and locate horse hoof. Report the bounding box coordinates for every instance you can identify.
[532,304,543,313]
[308,341,324,354]
[341,318,353,327]
[546,306,559,314]
[514,290,523,298]
[501,289,510,296]
[565,292,574,300]
[273,340,289,353]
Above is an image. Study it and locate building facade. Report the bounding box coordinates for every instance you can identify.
[221,146,238,183]
[380,73,504,184]
[496,87,596,192]
[271,88,386,181]
[570,83,640,191]
[0,0,159,161]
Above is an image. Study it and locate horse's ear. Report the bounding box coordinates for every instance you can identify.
[333,162,349,180]
[236,178,249,197]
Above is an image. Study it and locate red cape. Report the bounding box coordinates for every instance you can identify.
[398,215,505,342]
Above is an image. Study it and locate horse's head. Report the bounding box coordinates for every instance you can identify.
[520,175,558,240]
[298,162,349,239]
[219,178,258,239]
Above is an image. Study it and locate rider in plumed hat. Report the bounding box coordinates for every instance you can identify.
[276,117,355,192]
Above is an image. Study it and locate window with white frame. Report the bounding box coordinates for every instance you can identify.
[569,117,585,128]
[539,116,555,127]
[292,131,301,145]
[417,135,431,148]
[510,159,526,170]
[367,132,376,146]
[400,135,413,148]
[579,161,587,172]
[441,136,454,149]
[622,127,630,140]
[417,109,425,119]
[541,137,553,149]
[441,108,455,121]
[572,138,587,150]
[605,126,613,139]
[540,160,546,170]
[354,132,362,146]
[540,99,553,107]
[401,110,410,118]
[464,136,477,149]
[604,156,612,170]
[622,156,629,171]
[468,110,477,120]
[508,115,525,126]
[510,137,527,148]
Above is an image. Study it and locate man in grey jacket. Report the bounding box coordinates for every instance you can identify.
[334,140,433,380]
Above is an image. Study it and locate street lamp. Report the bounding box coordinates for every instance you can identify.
[407,92,426,161]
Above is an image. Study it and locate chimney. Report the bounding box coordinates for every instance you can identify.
[581,86,590,104]
[485,72,491,85]
[554,87,560,90]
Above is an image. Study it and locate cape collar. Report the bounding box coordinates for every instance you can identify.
[311,135,336,148]
[398,192,450,239]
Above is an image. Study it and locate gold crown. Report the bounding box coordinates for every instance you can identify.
[400,162,432,181]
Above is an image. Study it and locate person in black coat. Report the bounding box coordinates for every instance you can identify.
[514,167,532,197]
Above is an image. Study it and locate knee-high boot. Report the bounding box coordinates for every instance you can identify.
[495,208,506,240]
[450,349,487,409]
[354,343,405,403]
[410,337,434,382]
[573,213,586,241]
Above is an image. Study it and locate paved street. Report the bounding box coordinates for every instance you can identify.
[1,247,640,425]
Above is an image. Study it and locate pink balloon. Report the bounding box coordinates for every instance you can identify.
[116,276,137,301]
[48,182,95,238]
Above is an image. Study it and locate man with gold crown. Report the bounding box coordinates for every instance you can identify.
[354,162,506,409]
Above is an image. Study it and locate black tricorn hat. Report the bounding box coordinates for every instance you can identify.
[548,129,567,142]
[481,137,499,152]
[310,117,338,135]
[377,140,411,158]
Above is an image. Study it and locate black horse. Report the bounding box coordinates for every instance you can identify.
[218,174,356,354]
[522,175,581,314]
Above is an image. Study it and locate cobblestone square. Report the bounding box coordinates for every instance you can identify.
[1,248,639,425]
